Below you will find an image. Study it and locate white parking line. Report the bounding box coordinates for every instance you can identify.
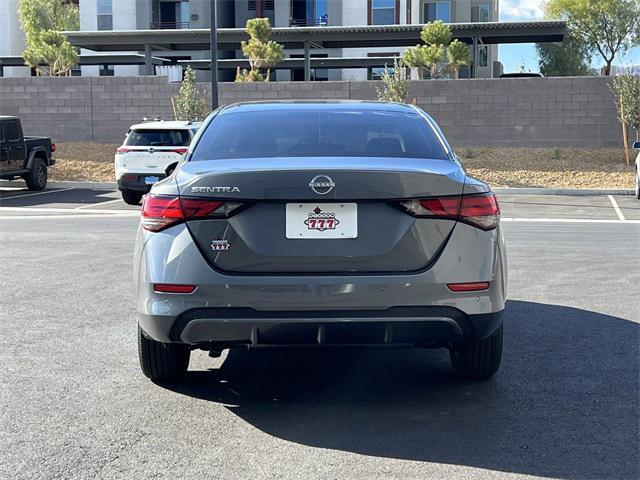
[0,187,74,201]
[502,217,640,224]
[0,213,138,220]
[76,198,123,209]
[0,206,138,215]
[607,195,626,221]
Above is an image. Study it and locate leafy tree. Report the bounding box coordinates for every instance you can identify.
[402,21,470,79]
[536,33,594,76]
[546,0,640,76]
[18,0,79,76]
[376,58,409,103]
[611,71,640,165]
[173,66,210,122]
[236,18,284,82]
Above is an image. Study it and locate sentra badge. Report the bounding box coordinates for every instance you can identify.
[210,239,230,251]
[192,186,240,193]
[304,206,340,232]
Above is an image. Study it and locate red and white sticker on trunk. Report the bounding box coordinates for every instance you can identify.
[286,203,358,239]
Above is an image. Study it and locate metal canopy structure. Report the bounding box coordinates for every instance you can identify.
[181,57,399,70]
[0,54,169,76]
[63,21,566,51]
[61,21,566,78]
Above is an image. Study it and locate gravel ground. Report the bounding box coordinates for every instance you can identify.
[49,143,636,189]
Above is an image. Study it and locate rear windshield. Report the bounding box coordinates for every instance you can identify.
[125,129,190,147]
[191,109,449,161]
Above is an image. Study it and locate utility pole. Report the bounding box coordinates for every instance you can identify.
[210,0,218,109]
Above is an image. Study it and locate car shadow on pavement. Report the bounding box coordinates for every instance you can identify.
[162,300,640,479]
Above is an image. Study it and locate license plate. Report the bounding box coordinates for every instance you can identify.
[286,203,357,239]
[144,176,160,185]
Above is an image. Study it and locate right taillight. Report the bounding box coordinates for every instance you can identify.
[141,195,242,232]
[458,193,500,230]
[400,193,500,230]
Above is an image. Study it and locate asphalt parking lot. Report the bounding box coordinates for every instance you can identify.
[1,184,638,479]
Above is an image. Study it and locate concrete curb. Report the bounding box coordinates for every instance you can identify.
[493,188,634,196]
[47,181,118,190]
[0,180,118,191]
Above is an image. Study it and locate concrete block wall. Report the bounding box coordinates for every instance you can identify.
[0,76,621,148]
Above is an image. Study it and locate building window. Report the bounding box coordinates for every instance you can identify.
[368,52,400,80]
[424,1,451,22]
[291,0,329,27]
[370,0,398,25]
[248,0,275,14]
[471,4,489,22]
[478,45,488,68]
[99,64,115,76]
[97,0,112,30]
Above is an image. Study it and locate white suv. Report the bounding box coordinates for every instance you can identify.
[115,121,201,205]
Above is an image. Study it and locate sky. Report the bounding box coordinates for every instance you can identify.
[499,0,640,73]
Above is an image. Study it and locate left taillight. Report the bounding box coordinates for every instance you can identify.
[400,193,500,231]
[116,147,132,154]
[141,195,242,232]
[51,143,56,153]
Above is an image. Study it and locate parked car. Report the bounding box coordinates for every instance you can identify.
[134,101,507,382]
[634,141,640,200]
[114,120,201,205]
[0,116,55,190]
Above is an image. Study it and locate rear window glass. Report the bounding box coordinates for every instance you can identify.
[4,121,20,141]
[125,129,190,147]
[191,109,449,161]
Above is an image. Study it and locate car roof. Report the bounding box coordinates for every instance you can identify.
[0,115,19,121]
[219,100,418,115]
[129,120,201,130]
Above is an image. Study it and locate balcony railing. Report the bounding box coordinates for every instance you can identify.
[290,16,328,27]
[150,21,190,29]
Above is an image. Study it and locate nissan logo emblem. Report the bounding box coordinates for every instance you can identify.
[309,175,335,195]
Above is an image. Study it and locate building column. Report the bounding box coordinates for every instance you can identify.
[304,41,311,81]
[144,44,153,75]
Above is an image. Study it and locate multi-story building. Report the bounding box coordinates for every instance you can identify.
[1,0,501,79]
[0,0,33,77]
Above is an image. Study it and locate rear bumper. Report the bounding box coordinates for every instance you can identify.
[140,307,503,347]
[135,221,508,345]
[117,173,166,192]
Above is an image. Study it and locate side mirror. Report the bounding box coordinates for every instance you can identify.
[633,141,640,151]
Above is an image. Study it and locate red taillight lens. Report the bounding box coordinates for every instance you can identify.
[400,193,499,230]
[459,193,500,230]
[51,143,56,153]
[141,195,184,232]
[419,197,460,217]
[168,147,189,155]
[116,147,132,154]
[447,282,490,292]
[141,195,242,232]
[154,283,197,294]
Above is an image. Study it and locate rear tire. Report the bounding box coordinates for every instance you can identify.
[138,326,190,382]
[24,157,47,191]
[121,189,143,205]
[449,325,503,380]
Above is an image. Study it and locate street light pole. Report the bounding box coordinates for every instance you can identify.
[210,0,219,109]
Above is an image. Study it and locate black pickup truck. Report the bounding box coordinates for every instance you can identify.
[0,116,55,190]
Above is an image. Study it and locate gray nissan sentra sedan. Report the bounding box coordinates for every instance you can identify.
[134,101,507,382]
